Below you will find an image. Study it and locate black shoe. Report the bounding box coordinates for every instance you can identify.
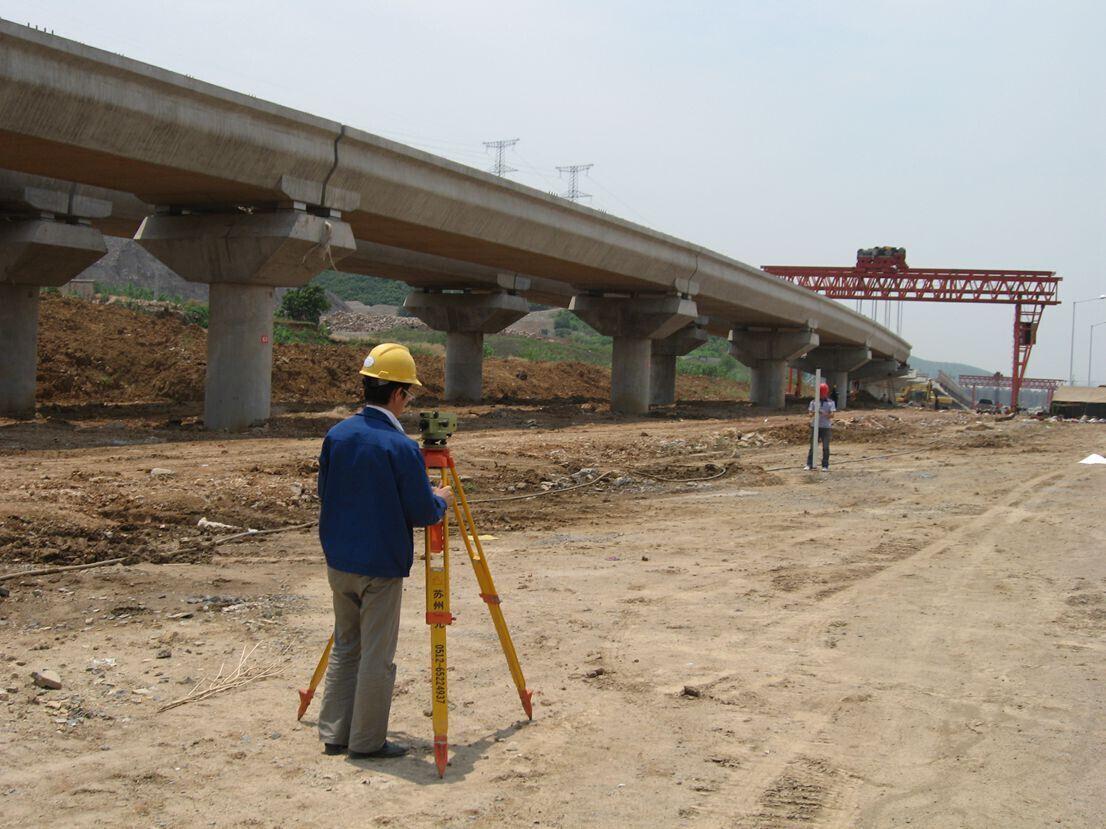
[349,740,408,760]
[323,743,347,756]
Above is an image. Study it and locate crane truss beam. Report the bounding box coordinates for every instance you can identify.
[760,267,1059,305]
[760,260,1061,410]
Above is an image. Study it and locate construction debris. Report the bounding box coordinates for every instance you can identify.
[32,670,62,690]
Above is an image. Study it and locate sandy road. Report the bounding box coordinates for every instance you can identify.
[0,413,1103,827]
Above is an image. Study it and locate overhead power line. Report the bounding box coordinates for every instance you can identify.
[483,138,519,177]
[556,163,593,202]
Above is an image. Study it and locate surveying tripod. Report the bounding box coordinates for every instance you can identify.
[297,411,533,778]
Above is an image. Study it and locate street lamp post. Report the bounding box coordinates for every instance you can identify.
[1070,295,1106,385]
[1089,321,1106,387]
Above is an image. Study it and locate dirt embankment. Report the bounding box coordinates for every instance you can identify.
[37,294,615,406]
[35,295,745,408]
[0,400,980,571]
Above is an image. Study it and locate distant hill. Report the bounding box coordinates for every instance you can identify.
[312,271,409,306]
[908,356,994,380]
[77,237,207,302]
[73,239,350,311]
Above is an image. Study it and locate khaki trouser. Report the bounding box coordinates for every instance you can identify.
[317,567,403,753]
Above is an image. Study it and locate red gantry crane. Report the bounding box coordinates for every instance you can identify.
[762,248,1061,409]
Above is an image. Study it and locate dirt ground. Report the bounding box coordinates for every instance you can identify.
[1,405,1103,828]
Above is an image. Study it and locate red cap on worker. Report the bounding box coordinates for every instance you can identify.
[819,383,830,399]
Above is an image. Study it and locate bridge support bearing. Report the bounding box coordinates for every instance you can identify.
[570,294,697,415]
[0,218,108,418]
[136,210,355,431]
[729,327,819,410]
[403,291,530,402]
[650,322,709,406]
[790,346,872,411]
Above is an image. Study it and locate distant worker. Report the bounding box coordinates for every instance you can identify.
[315,342,453,760]
[830,384,840,407]
[804,382,836,472]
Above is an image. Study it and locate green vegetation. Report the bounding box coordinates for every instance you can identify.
[311,270,409,306]
[94,281,186,304]
[677,336,749,383]
[183,303,209,328]
[278,284,329,323]
[273,323,332,345]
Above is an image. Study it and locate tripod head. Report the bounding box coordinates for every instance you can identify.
[419,410,457,447]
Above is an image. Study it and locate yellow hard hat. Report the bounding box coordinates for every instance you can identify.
[359,342,422,386]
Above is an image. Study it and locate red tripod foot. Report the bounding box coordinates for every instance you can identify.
[520,688,534,720]
[434,735,449,778]
[296,688,314,721]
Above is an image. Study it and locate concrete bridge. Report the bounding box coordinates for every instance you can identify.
[0,21,910,428]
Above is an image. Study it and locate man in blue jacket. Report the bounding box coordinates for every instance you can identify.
[316,343,452,759]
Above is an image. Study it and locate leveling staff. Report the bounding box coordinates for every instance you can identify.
[315,343,454,759]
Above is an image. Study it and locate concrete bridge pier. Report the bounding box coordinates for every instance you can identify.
[403,288,530,401]
[0,210,109,417]
[0,283,41,418]
[790,346,872,411]
[136,209,355,430]
[569,294,698,414]
[729,327,819,409]
[650,321,709,406]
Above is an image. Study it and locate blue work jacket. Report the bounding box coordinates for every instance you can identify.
[317,407,447,578]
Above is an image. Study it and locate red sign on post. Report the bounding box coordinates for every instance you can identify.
[261,335,270,345]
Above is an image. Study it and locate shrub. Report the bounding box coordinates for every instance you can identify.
[278,284,329,323]
[183,303,209,328]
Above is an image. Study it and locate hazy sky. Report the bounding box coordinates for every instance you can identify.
[4,1,1104,382]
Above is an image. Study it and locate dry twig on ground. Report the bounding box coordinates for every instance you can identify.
[0,557,127,583]
[158,642,291,713]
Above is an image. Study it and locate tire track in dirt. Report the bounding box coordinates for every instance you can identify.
[688,467,1069,828]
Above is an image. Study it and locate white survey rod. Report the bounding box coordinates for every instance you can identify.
[810,369,821,470]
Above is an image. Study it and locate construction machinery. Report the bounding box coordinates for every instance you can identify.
[897,379,954,409]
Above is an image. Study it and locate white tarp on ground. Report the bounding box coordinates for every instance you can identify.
[1077,454,1106,465]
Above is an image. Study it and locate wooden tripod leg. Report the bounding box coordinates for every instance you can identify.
[446,459,534,720]
[297,634,333,721]
[425,467,453,777]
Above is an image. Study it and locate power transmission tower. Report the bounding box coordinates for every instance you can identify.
[483,138,519,177]
[556,164,593,202]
